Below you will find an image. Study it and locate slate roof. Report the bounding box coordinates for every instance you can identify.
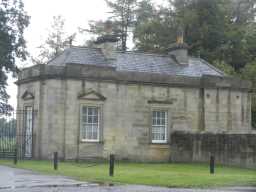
[48,47,225,77]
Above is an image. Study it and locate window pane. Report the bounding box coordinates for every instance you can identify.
[88,116,93,123]
[153,111,156,118]
[93,116,98,123]
[88,108,92,115]
[155,111,159,118]
[161,111,165,118]
[157,118,160,125]
[92,125,98,139]
[92,108,97,115]
[152,118,156,125]
[162,118,166,125]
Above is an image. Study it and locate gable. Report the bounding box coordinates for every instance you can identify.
[78,89,106,101]
[21,91,34,100]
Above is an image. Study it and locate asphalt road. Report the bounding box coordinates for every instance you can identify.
[0,165,255,192]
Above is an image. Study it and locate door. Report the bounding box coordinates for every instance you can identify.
[24,106,33,158]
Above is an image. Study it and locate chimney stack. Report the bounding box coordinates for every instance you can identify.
[94,21,118,60]
[168,27,189,65]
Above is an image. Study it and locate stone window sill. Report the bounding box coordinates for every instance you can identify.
[150,142,170,145]
[149,143,170,149]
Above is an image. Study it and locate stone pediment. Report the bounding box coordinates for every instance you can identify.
[21,91,34,100]
[78,89,106,101]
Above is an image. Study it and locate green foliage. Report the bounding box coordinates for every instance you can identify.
[134,0,256,72]
[135,0,229,58]
[213,61,237,76]
[1,160,256,188]
[87,0,256,73]
[0,0,29,113]
[133,0,176,53]
[173,0,227,60]
[241,61,256,89]
[245,24,256,62]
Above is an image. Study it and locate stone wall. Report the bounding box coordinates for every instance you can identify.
[16,64,253,162]
[171,132,256,168]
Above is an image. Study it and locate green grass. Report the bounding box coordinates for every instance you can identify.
[0,160,256,188]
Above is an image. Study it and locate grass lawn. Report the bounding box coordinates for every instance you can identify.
[0,160,256,188]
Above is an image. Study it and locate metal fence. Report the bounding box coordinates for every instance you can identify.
[0,111,16,158]
[0,109,36,159]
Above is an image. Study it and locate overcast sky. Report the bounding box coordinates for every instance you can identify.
[7,0,166,109]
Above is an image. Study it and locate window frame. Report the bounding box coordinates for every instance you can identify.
[80,105,101,142]
[151,109,168,144]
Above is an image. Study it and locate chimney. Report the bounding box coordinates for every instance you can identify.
[94,21,118,60]
[168,27,189,65]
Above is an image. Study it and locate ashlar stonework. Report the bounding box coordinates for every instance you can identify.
[16,32,255,166]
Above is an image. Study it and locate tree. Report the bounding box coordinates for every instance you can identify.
[133,0,177,53]
[213,60,237,76]
[106,0,137,51]
[0,0,29,113]
[82,0,137,51]
[134,0,256,71]
[32,15,76,65]
[79,20,120,47]
[181,0,228,61]
[134,0,229,58]
[230,0,256,24]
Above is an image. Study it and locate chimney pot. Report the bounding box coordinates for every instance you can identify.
[94,21,118,60]
[168,27,189,65]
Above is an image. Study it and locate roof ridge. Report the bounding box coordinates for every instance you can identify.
[69,46,169,57]
[117,50,169,58]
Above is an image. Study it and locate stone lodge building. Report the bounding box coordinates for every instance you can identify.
[16,32,254,164]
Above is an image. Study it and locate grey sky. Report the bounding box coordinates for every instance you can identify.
[7,0,166,109]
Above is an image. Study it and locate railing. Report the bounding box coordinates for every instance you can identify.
[0,109,36,159]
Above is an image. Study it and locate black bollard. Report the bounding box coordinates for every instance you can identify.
[210,155,215,174]
[53,152,58,170]
[13,147,17,165]
[109,154,115,177]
